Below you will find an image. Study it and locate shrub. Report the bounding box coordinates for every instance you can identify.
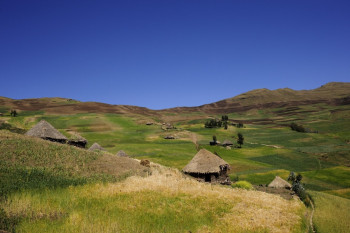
[231,181,253,190]
[290,122,306,132]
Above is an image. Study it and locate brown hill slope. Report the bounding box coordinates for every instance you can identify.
[0,97,158,116]
[1,82,349,116]
[162,82,350,114]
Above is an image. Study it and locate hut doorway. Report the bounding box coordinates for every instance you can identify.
[205,174,211,182]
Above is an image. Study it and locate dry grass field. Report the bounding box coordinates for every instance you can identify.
[1,166,307,233]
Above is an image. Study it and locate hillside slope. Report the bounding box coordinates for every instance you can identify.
[0,130,307,232]
[163,82,350,114]
[0,97,157,116]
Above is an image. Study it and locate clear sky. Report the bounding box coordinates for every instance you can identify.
[1,0,349,109]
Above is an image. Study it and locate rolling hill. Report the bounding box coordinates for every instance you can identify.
[1,82,349,117]
[1,81,350,232]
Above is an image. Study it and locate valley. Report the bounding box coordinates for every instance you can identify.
[1,82,350,232]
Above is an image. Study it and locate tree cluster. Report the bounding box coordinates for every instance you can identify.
[10,110,17,117]
[288,172,311,206]
[204,115,229,129]
[205,119,222,128]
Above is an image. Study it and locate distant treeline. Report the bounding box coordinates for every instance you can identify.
[205,115,243,129]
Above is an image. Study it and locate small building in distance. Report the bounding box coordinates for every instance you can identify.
[209,140,221,146]
[161,123,175,130]
[268,176,292,189]
[116,150,128,157]
[88,142,106,152]
[25,120,67,144]
[182,149,231,185]
[222,140,233,147]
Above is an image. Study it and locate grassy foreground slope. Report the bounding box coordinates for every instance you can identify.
[2,171,306,233]
[0,130,307,233]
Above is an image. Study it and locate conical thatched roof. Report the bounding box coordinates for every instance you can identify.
[67,131,87,142]
[268,176,292,188]
[25,120,67,140]
[182,149,230,174]
[116,150,128,157]
[88,142,105,151]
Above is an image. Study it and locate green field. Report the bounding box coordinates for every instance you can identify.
[3,105,350,195]
[1,101,350,232]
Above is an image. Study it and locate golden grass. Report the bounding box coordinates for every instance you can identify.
[2,166,306,233]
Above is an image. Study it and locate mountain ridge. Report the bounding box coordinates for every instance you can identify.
[1,82,349,115]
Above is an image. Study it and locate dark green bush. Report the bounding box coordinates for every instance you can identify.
[290,123,306,132]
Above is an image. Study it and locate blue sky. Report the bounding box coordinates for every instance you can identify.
[1,0,349,109]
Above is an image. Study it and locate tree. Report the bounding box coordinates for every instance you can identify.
[237,133,244,148]
[223,121,228,130]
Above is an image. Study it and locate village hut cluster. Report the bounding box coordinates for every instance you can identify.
[26,120,132,157]
[25,120,68,144]
[26,120,91,150]
[24,120,294,190]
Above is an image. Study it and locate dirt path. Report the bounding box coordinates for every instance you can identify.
[186,130,200,150]
[247,142,282,149]
[310,200,316,233]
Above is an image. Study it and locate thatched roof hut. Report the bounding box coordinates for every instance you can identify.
[25,120,67,143]
[116,150,128,157]
[268,176,292,189]
[222,140,233,146]
[182,149,231,184]
[67,133,88,148]
[88,142,105,152]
